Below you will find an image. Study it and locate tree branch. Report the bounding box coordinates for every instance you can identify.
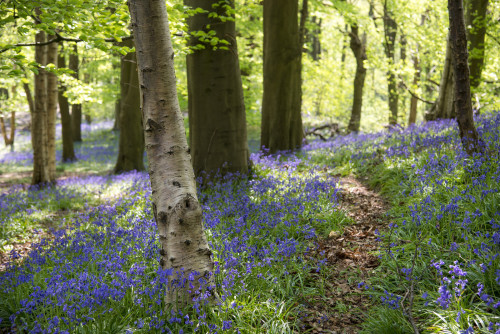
[400,80,434,104]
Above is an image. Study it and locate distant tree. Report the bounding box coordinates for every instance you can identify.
[0,88,15,150]
[307,16,322,61]
[185,0,249,176]
[425,40,455,120]
[70,44,82,142]
[347,24,367,133]
[261,0,303,153]
[128,0,214,306]
[448,0,483,154]
[114,39,144,173]
[58,44,77,162]
[383,0,398,125]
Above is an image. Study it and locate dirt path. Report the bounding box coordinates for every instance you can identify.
[301,176,390,334]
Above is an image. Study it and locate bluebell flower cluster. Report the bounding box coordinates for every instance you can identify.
[0,131,339,332]
[312,113,500,332]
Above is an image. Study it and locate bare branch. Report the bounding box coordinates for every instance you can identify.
[400,80,434,104]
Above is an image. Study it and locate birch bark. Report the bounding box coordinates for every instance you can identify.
[128,0,214,306]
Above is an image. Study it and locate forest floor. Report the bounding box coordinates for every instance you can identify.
[0,170,389,334]
[301,175,389,334]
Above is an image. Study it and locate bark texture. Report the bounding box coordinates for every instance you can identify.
[448,0,483,154]
[383,4,398,124]
[128,0,214,306]
[185,0,249,176]
[70,44,82,142]
[114,39,145,173]
[465,0,489,90]
[32,30,51,185]
[46,37,58,180]
[347,25,367,133]
[261,0,303,153]
[58,46,77,162]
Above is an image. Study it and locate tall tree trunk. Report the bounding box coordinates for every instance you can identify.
[261,0,303,153]
[425,40,455,121]
[408,51,420,125]
[347,25,367,133]
[114,39,145,173]
[308,16,322,61]
[0,112,15,149]
[32,30,50,185]
[46,36,58,180]
[383,3,398,124]
[185,0,249,176]
[0,88,15,150]
[58,44,77,162]
[448,0,483,154]
[465,0,489,90]
[70,44,82,142]
[128,0,214,307]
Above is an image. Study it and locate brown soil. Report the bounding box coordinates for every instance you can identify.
[300,176,389,334]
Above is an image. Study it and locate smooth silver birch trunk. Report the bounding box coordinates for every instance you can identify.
[127,0,214,307]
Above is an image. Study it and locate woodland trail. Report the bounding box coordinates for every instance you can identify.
[301,176,389,334]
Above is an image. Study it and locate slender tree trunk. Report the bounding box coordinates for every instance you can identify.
[185,0,249,176]
[0,112,15,150]
[114,39,145,173]
[465,0,489,90]
[58,45,77,162]
[383,4,398,124]
[70,44,82,142]
[46,36,58,180]
[128,0,214,307]
[32,30,50,185]
[347,25,367,133]
[408,51,420,125]
[400,34,407,121]
[308,16,322,61]
[261,0,303,153]
[0,88,15,150]
[448,0,483,154]
[425,40,455,120]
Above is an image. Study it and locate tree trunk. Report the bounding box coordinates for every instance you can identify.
[308,16,322,61]
[0,88,15,150]
[114,39,145,173]
[185,0,249,176]
[408,52,420,125]
[425,40,455,121]
[0,112,15,149]
[32,30,51,185]
[383,4,398,124]
[128,0,214,307]
[465,0,489,90]
[46,36,58,180]
[58,45,77,162]
[448,0,483,154]
[347,25,367,133]
[70,44,82,142]
[261,0,303,153]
